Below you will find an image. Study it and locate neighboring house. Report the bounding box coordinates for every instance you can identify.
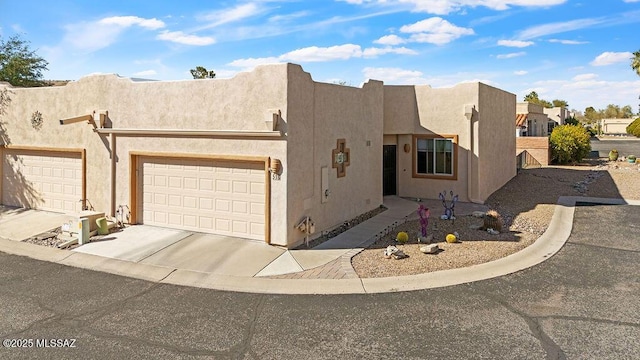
[515,102,549,137]
[544,106,570,134]
[600,118,634,134]
[0,63,516,248]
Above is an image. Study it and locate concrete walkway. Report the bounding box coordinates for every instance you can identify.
[1,196,637,294]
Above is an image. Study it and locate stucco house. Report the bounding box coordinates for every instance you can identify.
[515,102,549,137]
[600,118,634,134]
[0,63,516,248]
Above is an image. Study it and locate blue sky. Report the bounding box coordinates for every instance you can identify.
[1,0,639,113]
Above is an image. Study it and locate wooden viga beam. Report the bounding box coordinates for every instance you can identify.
[59,114,93,125]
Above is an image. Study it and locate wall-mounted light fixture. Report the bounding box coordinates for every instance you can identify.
[269,158,282,180]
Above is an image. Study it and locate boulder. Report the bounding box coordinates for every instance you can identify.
[420,244,439,254]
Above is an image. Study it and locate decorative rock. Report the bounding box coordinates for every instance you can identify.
[393,250,408,260]
[487,228,500,235]
[472,211,486,218]
[420,244,440,254]
[383,245,399,259]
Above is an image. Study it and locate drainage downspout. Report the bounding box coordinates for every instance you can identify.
[110,133,117,217]
[465,104,483,204]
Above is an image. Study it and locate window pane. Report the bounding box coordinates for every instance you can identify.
[435,152,445,173]
[427,150,434,174]
[417,139,427,150]
[417,151,427,173]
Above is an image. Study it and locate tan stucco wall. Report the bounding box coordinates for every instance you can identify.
[384,84,476,202]
[383,83,515,203]
[286,65,383,247]
[0,65,290,245]
[517,102,548,136]
[476,83,517,201]
[601,118,633,134]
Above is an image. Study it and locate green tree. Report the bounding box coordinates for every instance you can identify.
[0,34,49,87]
[550,125,591,164]
[552,99,569,108]
[190,66,216,79]
[603,104,622,118]
[621,105,634,118]
[584,107,601,123]
[564,116,579,126]
[627,118,640,137]
[523,91,553,108]
[631,50,640,77]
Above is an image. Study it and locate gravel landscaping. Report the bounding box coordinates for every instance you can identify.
[352,159,640,278]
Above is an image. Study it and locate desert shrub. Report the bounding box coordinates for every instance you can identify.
[585,126,597,137]
[627,118,640,137]
[550,124,591,164]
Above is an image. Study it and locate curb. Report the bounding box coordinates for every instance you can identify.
[1,197,638,294]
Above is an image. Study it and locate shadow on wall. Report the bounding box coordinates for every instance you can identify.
[0,90,44,209]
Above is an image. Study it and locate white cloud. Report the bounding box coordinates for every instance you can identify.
[338,0,567,15]
[228,57,282,69]
[374,34,406,45]
[514,70,528,75]
[497,39,533,47]
[269,11,310,23]
[400,17,474,45]
[157,31,216,46]
[362,67,426,84]
[229,43,417,69]
[197,3,264,29]
[517,18,602,40]
[98,16,165,30]
[572,73,597,81]
[363,46,418,56]
[590,51,633,66]
[548,39,588,45]
[285,44,363,62]
[132,69,157,76]
[497,52,526,59]
[60,16,166,53]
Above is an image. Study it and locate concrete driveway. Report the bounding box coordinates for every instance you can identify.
[0,206,74,241]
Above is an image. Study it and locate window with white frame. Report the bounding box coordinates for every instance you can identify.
[413,135,457,179]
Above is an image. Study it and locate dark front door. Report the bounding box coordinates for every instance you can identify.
[382,145,397,196]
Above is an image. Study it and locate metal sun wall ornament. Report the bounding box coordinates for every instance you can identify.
[31,110,43,130]
[439,190,458,220]
[331,138,351,178]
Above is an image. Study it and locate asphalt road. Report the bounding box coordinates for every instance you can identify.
[590,137,640,158]
[1,204,638,360]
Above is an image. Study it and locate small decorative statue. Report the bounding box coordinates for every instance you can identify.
[417,205,430,242]
[439,190,458,220]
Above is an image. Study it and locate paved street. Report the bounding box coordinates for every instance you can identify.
[590,137,640,158]
[1,203,639,359]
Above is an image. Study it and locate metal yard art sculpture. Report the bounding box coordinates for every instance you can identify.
[417,205,430,240]
[439,190,458,221]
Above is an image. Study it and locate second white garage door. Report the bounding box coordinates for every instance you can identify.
[139,157,266,240]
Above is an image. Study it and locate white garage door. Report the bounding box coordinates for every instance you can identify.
[2,149,83,213]
[139,157,266,240]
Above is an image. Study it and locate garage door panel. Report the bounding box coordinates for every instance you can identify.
[139,157,266,240]
[2,150,83,213]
